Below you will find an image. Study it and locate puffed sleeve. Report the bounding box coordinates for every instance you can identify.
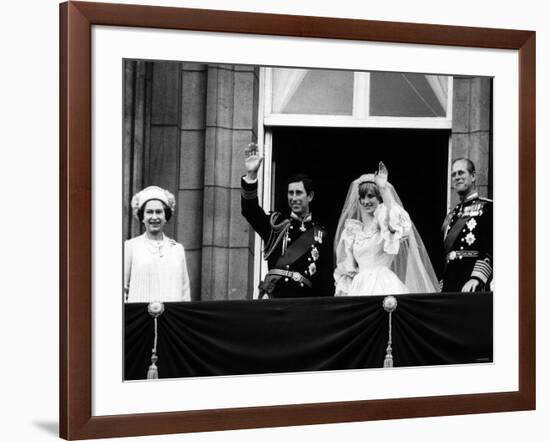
[375,203,412,255]
[334,219,362,296]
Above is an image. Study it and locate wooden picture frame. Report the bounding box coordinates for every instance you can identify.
[59,1,535,439]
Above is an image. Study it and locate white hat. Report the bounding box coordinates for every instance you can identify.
[131,186,176,219]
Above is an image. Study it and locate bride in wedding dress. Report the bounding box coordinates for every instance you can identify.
[334,162,439,296]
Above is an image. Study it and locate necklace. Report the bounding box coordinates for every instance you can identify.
[145,234,165,258]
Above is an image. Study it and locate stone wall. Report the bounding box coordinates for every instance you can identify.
[198,65,259,300]
[450,76,492,205]
[124,67,491,299]
[124,61,259,300]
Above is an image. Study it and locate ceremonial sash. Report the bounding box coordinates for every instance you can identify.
[258,225,322,297]
[444,216,469,255]
[274,226,318,269]
[442,212,454,237]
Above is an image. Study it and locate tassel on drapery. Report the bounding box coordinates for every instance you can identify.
[147,354,159,379]
[146,301,165,380]
[382,296,398,368]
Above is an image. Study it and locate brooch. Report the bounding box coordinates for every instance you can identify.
[466,218,477,231]
[147,301,165,318]
[311,246,319,261]
[465,232,476,246]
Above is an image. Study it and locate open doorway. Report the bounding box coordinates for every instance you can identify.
[271,126,449,280]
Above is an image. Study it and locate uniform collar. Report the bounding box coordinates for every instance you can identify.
[462,191,479,203]
[290,212,312,223]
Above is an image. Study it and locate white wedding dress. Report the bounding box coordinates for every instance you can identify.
[334,203,412,296]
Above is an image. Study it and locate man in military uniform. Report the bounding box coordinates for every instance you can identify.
[441,158,493,292]
[241,143,332,298]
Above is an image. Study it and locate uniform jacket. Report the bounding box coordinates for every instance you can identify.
[241,177,332,298]
[441,192,493,292]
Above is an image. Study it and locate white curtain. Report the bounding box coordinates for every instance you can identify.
[425,75,448,111]
[271,68,308,113]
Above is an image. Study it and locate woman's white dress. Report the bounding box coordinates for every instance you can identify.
[334,204,412,296]
[124,233,191,302]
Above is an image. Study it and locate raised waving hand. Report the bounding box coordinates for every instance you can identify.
[374,161,388,190]
[244,142,264,181]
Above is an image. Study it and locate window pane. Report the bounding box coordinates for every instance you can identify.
[272,68,353,115]
[370,72,448,117]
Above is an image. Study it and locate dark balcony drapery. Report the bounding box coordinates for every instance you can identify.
[125,293,492,380]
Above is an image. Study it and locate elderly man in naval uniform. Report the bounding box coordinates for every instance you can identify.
[441,158,493,292]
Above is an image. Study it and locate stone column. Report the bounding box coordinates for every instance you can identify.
[123,60,153,240]
[147,62,182,240]
[177,63,208,301]
[200,65,259,300]
[450,77,492,206]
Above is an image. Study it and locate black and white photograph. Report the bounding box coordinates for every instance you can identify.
[4,0,543,439]
[123,60,493,381]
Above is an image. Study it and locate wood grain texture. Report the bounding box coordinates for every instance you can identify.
[59,4,68,437]
[518,33,536,408]
[73,1,532,49]
[60,1,536,439]
[60,2,93,439]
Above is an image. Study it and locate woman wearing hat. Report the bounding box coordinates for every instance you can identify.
[124,186,191,302]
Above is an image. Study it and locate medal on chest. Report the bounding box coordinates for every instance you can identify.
[461,203,484,218]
